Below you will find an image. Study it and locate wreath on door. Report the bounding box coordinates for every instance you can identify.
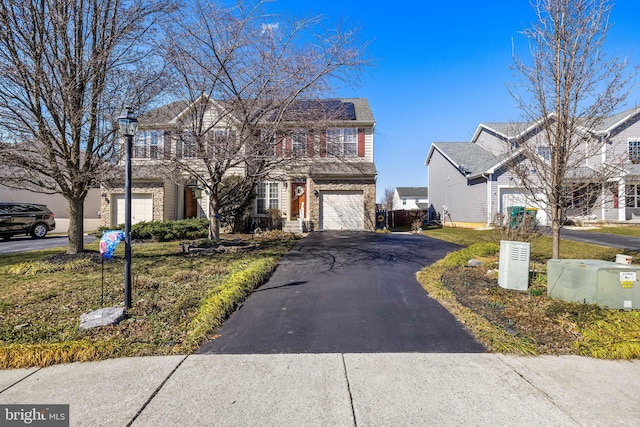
[294,186,305,197]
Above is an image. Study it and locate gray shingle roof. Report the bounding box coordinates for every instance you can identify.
[432,142,504,176]
[477,106,640,139]
[138,98,374,128]
[396,187,428,198]
[599,106,640,132]
[309,162,377,178]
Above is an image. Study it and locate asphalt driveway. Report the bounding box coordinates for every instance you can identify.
[199,231,485,354]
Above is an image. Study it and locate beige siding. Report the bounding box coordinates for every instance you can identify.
[164,181,178,221]
[364,127,374,162]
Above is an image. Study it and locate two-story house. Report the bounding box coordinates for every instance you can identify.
[100,98,377,232]
[425,106,640,228]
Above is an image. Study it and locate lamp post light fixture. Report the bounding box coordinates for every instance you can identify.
[118,106,138,309]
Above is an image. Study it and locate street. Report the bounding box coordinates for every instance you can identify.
[0,234,97,255]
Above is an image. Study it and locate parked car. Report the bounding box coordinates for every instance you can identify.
[0,202,56,239]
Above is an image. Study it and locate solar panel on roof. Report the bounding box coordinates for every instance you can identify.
[270,100,356,121]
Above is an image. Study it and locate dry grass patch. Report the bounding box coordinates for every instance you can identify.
[0,237,296,368]
[419,228,640,359]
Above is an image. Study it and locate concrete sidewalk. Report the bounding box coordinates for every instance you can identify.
[2,353,640,426]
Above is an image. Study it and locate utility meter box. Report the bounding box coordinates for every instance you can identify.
[498,240,531,291]
[547,259,640,310]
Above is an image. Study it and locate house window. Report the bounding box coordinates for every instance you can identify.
[326,128,357,157]
[256,182,280,214]
[402,198,407,206]
[292,130,306,157]
[537,145,550,161]
[629,141,640,163]
[208,128,237,158]
[133,131,164,159]
[258,130,277,157]
[181,132,197,158]
[626,185,640,208]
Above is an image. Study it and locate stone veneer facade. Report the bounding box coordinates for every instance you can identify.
[307,178,377,231]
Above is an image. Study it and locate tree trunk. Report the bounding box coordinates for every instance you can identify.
[551,200,562,259]
[67,197,85,254]
[208,196,220,240]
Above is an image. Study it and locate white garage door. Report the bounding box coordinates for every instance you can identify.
[114,194,154,225]
[499,188,548,226]
[320,192,364,230]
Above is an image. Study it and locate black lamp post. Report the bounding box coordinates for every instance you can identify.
[118,106,138,308]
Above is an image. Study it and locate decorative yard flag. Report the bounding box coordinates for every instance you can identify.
[100,230,125,259]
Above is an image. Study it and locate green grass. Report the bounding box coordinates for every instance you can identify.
[581,225,640,238]
[0,236,296,368]
[422,227,640,262]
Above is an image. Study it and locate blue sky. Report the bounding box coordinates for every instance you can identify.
[269,1,640,200]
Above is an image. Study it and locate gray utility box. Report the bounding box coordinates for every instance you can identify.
[547,259,640,310]
[498,240,530,291]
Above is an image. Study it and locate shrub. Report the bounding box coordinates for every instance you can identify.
[96,219,209,241]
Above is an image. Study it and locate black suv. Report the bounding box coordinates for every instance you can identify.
[0,202,56,239]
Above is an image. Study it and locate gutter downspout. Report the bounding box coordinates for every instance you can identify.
[483,173,492,226]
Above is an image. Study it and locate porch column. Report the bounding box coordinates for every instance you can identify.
[619,180,626,221]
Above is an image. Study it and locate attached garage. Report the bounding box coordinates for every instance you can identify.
[113,193,154,225]
[319,191,364,230]
[499,188,548,226]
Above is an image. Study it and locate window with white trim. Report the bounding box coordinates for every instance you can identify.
[181,132,197,158]
[626,184,640,208]
[327,128,357,157]
[255,182,280,215]
[292,130,306,157]
[208,128,237,158]
[133,130,164,159]
[629,141,640,163]
[537,145,550,161]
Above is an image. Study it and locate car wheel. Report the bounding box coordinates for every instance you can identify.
[31,223,48,239]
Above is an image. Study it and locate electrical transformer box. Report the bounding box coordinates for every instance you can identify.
[547,259,640,310]
[498,240,531,291]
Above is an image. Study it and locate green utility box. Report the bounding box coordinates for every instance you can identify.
[508,206,538,229]
[547,259,640,310]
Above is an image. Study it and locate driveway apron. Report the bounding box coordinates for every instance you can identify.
[198,231,485,354]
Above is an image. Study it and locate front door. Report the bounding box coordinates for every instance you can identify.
[291,180,306,219]
[185,187,198,218]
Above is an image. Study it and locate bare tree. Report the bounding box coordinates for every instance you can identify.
[0,0,173,253]
[381,187,395,212]
[159,0,370,239]
[508,0,633,258]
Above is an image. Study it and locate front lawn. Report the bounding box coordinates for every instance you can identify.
[418,227,640,359]
[0,235,297,368]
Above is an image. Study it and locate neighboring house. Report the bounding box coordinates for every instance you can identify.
[0,185,101,233]
[100,98,377,231]
[425,106,640,228]
[392,187,429,210]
